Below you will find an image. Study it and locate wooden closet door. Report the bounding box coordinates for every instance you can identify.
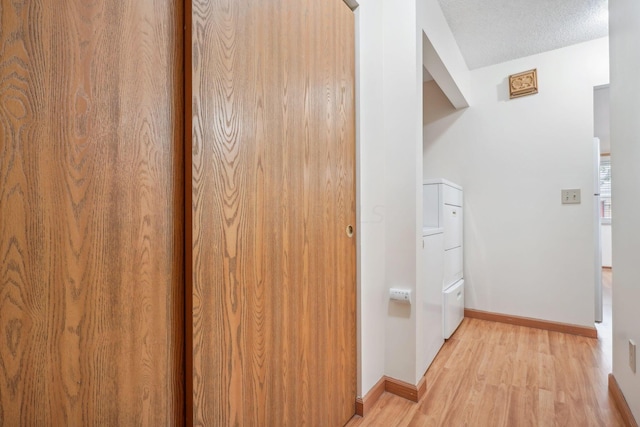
[189,0,356,425]
[0,1,184,425]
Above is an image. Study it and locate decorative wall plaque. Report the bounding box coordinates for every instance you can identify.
[509,69,538,99]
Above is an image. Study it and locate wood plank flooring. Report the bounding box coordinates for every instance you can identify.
[349,271,624,426]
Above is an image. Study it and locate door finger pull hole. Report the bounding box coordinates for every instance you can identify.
[346,225,354,238]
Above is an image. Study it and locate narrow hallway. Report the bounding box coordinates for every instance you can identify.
[349,270,623,426]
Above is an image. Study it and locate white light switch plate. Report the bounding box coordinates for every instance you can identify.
[561,189,581,204]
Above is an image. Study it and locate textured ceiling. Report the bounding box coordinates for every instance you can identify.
[437,0,609,70]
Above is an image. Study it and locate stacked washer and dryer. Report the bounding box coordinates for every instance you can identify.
[423,179,465,339]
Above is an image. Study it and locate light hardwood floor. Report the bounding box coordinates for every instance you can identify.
[348,269,624,426]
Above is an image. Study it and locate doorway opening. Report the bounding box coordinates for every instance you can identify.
[594,84,612,369]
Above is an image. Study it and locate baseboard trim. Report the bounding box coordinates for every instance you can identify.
[464,308,598,338]
[355,376,386,416]
[355,374,427,416]
[609,373,639,427]
[385,375,426,403]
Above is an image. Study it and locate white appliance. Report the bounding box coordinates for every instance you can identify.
[423,179,465,339]
[420,227,445,372]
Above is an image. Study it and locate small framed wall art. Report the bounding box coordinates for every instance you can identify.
[509,69,538,99]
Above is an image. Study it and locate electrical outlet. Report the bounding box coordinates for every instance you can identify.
[630,340,637,374]
[389,288,412,304]
[561,189,581,204]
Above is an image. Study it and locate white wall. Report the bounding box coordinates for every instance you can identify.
[356,0,425,392]
[609,0,640,419]
[356,0,470,392]
[381,0,423,385]
[355,0,387,396]
[423,38,609,327]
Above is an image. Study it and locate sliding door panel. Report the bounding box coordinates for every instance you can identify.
[191,0,356,424]
[0,1,184,424]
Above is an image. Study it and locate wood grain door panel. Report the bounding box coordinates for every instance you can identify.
[0,1,184,424]
[1,0,354,424]
[190,0,356,425]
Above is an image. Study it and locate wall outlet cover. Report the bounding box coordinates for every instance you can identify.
[389,288,412,304]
